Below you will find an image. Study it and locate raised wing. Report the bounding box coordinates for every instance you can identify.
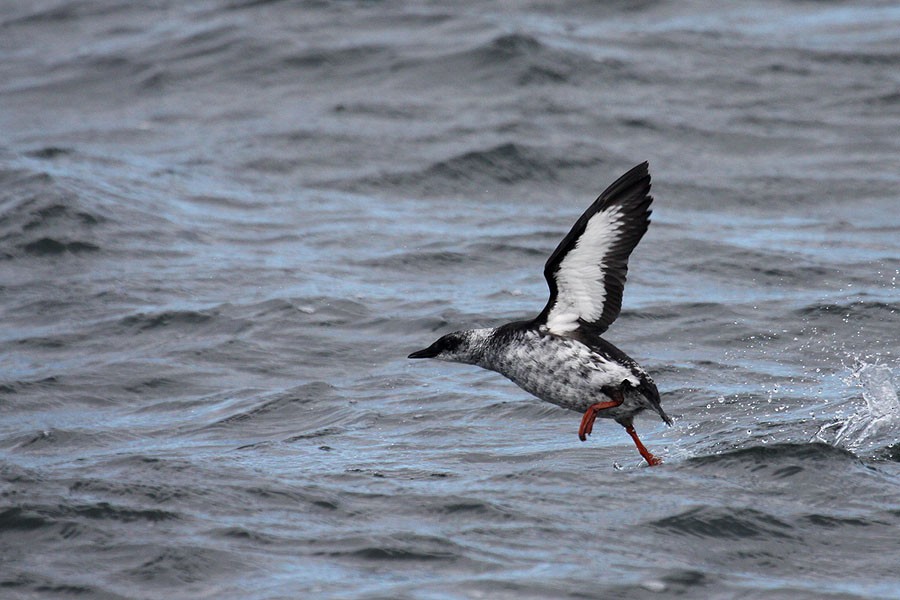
[535,162,653,336]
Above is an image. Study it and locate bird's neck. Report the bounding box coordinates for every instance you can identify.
[454,327,495,365]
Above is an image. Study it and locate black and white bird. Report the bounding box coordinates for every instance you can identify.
[408,162,672,466]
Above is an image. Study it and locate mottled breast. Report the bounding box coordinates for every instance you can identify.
[477,326,640,413]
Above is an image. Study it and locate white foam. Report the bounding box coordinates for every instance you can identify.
[815,362,900,454]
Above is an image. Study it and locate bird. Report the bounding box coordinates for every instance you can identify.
[408,162,672,466]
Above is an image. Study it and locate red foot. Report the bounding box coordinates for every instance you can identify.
[577,399,623,441]
[625,424,662,466]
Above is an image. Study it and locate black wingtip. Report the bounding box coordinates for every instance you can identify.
[619,161,650,179]
[600,161,651,203]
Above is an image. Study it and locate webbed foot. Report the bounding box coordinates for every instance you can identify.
[577,391,625,441]
[624,422,663,466]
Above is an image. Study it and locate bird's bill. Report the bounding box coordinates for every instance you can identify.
[408,343,440,359]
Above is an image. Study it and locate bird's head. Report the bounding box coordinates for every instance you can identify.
[408,329,491,365]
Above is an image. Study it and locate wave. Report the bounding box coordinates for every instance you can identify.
[396,32,628,88]
[118,310,217,332]
[650,506,795,540]
[122,545,241,586]
[24,147,74,159]
[357,250,472,271]
[796,301,899,319]
[678,241,833,287]
[427,143,561,184]
[202,381,350,439]
[357,142,605,196]
[279,43,394,76]
[687,442,857,468]
[309,533,469,563]
[0,502,178,537]
[810,49,900,67]
[0,167,106,260]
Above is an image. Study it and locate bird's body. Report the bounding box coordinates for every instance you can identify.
[409,162,672,465]
[438,322,667,421]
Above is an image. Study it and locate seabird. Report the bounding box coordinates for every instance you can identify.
[409,162,672,466]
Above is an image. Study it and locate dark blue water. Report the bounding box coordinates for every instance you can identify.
[2,1,900,598]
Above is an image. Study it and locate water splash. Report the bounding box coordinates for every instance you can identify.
[815,362,900,454]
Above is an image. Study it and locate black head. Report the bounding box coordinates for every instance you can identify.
[408,331,465,360]
[407,329,491,365]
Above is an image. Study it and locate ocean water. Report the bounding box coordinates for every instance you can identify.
[1,1,899,598]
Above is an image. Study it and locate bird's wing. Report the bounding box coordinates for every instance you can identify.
[535,162,653,336]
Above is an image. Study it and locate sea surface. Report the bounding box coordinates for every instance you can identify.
[2,1,900,598]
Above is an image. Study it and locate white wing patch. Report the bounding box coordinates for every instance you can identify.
[546,206,623,334]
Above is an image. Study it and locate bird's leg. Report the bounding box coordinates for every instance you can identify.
[578,389,624,441]
[623,422,662,466]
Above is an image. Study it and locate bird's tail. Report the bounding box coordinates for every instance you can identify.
[654,403,674,427]
[638,378,673,426]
